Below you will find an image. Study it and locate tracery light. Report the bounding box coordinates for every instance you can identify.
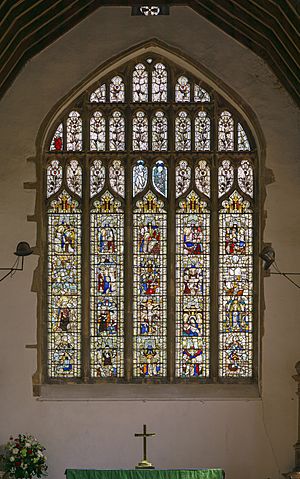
[218,111,234,151]
[218,160,234,198]
[152,111,168,151]
[50,123,63,151]
[132,111,148,151]
[66,160,82,197]
[176,160,191,198]
[109,160,125,198]
[90,84,106,103]
[133,63,148,102]
[90,160,105,198]
[194,85,210,103]
[195,160,210,198]
[195,111,210,151]
[175,76,190,102]
[109,111,125,151]
[66,111,82,151]
[238,123,251,151]
[47,160,62,198]
[133,160,148,197]
[238,160,254,197]
[152,160,167,197]
[152,63,167,102]
[110,76,125,103]
[90,111,106,151]
[175,111,191,151]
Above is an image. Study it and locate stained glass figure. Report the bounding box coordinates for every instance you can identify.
[133,63,148,102]
[133,191,167,377]
[90,192,124,377]
[47,160,63,198]
[194,85,210,102]
[110,76,125,103]
[152,111,168,151]
[48,191,81,378]
[176,191,210,377]
[132,111,148,150]
[218,111,234,151]
[66,111,82,151]
[195,160,210,197]
[90,160,105,198]
[152,160,167,197]
[133,160,148,197]
[66,160,82,197]
[175,76,191,102]
[109,160,125,198]
[219,191,253,377]
[50,123,63,151]
[90,111,106,151]
[176,160,191,198]
[238,160,254,197]
[175,111,191,151]
[195,111,210,151]
[90,84,106,103]
[218,160,234,197]
[109,111,125,151]
[152,63,167,102]
[238,123,250,151]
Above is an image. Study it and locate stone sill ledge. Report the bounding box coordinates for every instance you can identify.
[37,383,260,401]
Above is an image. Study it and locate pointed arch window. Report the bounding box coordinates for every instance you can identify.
[45,53,257,386]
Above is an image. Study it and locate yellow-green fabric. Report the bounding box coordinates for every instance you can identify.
[65,469,224,479]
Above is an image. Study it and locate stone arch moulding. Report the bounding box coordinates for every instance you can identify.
[29,38,268,399]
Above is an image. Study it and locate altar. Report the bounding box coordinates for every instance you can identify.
[65,469,225,479]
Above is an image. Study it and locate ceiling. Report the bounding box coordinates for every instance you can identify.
[0,1,299,105]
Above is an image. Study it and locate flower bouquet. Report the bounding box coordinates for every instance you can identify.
[1,434,47,479]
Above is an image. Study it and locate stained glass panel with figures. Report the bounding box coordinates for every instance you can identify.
[90,111,106,151]
[48,192,81,378]
[133,192,167,377]
[175,111,191,151]
[90,192,124,377]
[132,111,148,150]
[152,111,168,151]
[219,191,253,377]
[133,160,148,197]
[176,191,210,377]
[133,63,148,102]
[152,63,167,102]
[67,111,82,151]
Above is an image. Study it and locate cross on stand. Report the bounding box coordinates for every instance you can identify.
[134,424,156,469]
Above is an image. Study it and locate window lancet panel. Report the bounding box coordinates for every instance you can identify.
[45,54,257,386]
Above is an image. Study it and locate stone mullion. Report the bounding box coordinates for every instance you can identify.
[210,98,219,382]
[81,152,91,382]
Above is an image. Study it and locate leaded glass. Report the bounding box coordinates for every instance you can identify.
[90,84,106,103]
[218,111,234,151]
[238,123,250,151]
[175,111,191,151]
[152,63,167,102]
[133,160,148,197]
[133,63,148,102]
[218,160,234,198]
[133,191,167,377]
[48,191,81,378]
[195,111,210,151]
[109,111,125,151]
[67,111,82,151]
[195,160,210,197]
[66,160,82,197]
[176,160,191,198]
[109,160,125,198]
[132,111,148,151]
[90,111,106,151]
[47,160,62,198]
[175,76,190,102]
[90,192,124,377]
[219,191,253,377]
[110,76,125,103]
[50,123,63,151]
[176,191,210,377]
[194,85,210,103]
[152,111,168,151]
[90,160,105,198]
[152,160,167,197]
[238,160,254,197]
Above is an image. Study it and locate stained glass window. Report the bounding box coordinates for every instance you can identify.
[175,111,191,151]
[133,63,148,102]
[90,111,106,151]
[45,54,257,386]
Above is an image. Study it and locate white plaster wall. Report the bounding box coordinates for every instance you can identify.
[0,7,299,479]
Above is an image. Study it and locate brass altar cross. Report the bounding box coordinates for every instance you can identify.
[134,424,156,469]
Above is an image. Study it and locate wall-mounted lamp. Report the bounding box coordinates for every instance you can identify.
[260,245,300,290]
[0,242,33,282]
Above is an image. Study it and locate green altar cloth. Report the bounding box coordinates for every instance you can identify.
[65,470,224,479]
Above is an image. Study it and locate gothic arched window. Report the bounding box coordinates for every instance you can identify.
[45,55,257,384]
